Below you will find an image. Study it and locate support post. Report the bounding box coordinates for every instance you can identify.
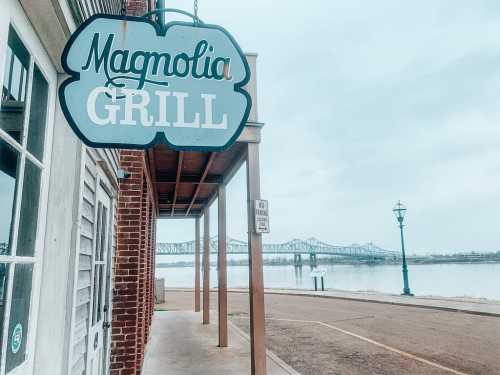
[195,217,201,312]
[218,185,228,347]
[203,208,210,324]
[246,143,267,375]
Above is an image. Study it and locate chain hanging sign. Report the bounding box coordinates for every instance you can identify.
[59,14,251,151]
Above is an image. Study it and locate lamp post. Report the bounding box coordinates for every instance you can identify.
[392,201,413,296]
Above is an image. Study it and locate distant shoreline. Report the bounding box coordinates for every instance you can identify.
[156,258,500,268]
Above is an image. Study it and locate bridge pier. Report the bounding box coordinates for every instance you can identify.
[309,253,317,268]
[294,254,302,267]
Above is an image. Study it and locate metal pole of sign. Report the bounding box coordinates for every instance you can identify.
[321,277,324,291]
[314,277,318,291]
[399,223,412,296]
[156,0,166,28]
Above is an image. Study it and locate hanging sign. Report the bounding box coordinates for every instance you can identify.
[254,199,270,234]
[59,15,251,151]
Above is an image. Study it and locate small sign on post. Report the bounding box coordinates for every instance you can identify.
[310,268,326,291]
[253,199,270,234]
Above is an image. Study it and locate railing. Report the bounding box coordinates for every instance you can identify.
[156,237,399,259]
[67,0,124,25]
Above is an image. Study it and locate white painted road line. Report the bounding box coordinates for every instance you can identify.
[264,317,470,375]
[228,320,302,375]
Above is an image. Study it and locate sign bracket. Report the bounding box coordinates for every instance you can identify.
[142,7,205,27]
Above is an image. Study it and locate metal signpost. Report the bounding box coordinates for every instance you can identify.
[59,14,251,151]
[393,201,413,296]
[310,268,326,291]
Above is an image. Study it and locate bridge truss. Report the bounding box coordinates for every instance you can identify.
[156,237,399,259]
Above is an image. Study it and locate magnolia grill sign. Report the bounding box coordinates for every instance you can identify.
[59,15,251,151]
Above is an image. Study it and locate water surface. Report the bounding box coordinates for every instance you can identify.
[156,258,500,300]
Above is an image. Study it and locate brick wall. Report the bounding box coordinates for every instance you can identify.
[111,150,156,375]
[123,0,150,16]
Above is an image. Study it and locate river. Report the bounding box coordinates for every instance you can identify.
[155,255,500,300]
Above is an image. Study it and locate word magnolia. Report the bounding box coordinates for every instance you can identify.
[60,15,251,150]
[83,34,233,90]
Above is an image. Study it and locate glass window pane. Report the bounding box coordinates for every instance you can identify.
[0,138,20,255]
[16,160,41,257]
[100,206,107,261]
[2,48,12,95]
[26,65,48,160]
[0,263,10,360]
[6,263,33,373]
[97,265,103,323]
[1,27,30,144]
[96,202,102,261]
[92,265,101,326]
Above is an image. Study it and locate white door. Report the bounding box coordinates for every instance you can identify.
[88,180,113,375]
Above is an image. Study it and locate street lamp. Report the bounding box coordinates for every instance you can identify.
[392,201,413,296]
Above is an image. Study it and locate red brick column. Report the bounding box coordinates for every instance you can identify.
[150,202,155,328]
[111,150,144,375]
[134,179,149,372]
[111,150,157,375]
[145,202,154,341]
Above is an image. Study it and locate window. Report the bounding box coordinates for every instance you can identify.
[0,25,50,374]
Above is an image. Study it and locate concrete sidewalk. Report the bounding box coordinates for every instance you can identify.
[142,311,299,375]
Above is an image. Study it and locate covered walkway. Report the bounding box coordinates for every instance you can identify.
[142,311,298,375]
[110,44,267,372]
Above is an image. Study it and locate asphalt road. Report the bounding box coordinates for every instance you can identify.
[162,291,500,375]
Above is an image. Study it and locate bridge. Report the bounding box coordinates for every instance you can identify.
[156,237,399,263]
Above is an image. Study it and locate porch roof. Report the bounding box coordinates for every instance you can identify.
[147,121,263,219]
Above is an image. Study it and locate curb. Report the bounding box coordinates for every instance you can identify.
[257,290,500,318]
[164,288,500,318]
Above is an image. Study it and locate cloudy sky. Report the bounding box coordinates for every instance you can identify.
[157,0,500,254]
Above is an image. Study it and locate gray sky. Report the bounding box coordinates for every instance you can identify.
[157,0,500,254]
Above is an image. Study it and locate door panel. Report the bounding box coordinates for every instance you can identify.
[88,180,112,375]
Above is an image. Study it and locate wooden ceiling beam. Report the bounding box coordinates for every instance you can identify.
[147,149,159,216]
[158,198,209,206]
[159,211,203,218]
[186,152,216,217]
[171,151,184,217]
[155,174,223,184]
